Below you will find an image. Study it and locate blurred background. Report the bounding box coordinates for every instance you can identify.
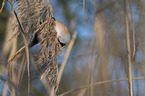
[0,0,145,96]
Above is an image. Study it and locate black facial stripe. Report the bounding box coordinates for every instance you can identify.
[52,17,56,21]
[58,38,66,47]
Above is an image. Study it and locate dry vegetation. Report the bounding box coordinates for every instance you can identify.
[0,0,145,96]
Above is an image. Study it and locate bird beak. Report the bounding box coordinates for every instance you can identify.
[61,46,63,50]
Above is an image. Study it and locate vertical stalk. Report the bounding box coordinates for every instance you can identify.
[124,0,133,96]
[128,0,136,60]
[22,33,30,96]
[90,38,96,96]
[87,35,94,96]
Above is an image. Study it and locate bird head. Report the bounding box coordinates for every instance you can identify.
[54,20,71,49]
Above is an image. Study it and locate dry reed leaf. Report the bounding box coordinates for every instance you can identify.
[6,15,17,96]
[3,16,18,58]
[94,13,105,55]
[8,46,25,62]
[21,32,30,95]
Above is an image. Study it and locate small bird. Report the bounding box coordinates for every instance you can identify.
[8,18,71,62]
[55,20,70,49]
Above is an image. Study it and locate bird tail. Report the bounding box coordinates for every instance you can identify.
[8,46,25,62]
